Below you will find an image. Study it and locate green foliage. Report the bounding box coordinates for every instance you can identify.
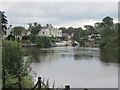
[12,26,25,36]
[59,27,68,33]
[30,34,37,43]
[22,35,30,41]
[28,22,41,35]
[5,73,34,88]
[49,36,60,42]
[72,28,88,42]
[84,25,95,31]
[2,41,24,75]
[36,36,51,48]
[59,26,88,42]
[2,42,34,88]
[100,49,118,63]
[22,74,34,88]
[100,26,117,38]
[102,16,113,27]
[29,34,53,48]
[99,23,118,49]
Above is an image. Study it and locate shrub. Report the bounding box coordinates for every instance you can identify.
[2,41,24,75]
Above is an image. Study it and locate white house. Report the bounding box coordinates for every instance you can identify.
[16,29,31,40]
[22,29,31,36]
[38,24,62,37]
[88,30,101,40]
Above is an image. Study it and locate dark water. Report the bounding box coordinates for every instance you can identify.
[27,47,118,88]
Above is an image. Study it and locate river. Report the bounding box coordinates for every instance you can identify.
[28,47,118,88]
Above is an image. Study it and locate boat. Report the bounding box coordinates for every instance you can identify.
[50,42,57,47]
[72,41,79,47]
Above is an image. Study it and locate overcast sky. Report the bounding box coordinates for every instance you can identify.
[0,1,118,28]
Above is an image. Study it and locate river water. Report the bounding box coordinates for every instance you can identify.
[29,47,118,88]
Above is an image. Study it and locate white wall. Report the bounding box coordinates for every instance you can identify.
[38,28,62,37]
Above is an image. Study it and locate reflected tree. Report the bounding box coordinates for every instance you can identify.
[100,49,118,63]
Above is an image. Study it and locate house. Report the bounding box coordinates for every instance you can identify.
[16,29,31,40]
[22,29,31,36]
[88,30,101,40]
[38,24,62,37]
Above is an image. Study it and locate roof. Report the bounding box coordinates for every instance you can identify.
[22,29,29,34]
[88,30,99,34]
[66,32,73,36]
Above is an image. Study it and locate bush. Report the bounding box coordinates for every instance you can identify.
[22,35,30,41]
[30,34,37,43]
[36,36,51,48]
[2,41,24,75]
[2,41,35,88]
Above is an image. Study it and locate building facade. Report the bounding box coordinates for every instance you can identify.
[38,24,62,37]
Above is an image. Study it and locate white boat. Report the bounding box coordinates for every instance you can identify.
[72,41,79,47]
[55,41,66,46]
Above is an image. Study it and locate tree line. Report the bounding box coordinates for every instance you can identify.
[1,11,119,49]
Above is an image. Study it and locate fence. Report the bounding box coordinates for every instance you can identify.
[2,69,88,90]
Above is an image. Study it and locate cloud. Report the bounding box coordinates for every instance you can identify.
[0,0,119,2]
[0,2,118,28]
[8,17,59,25]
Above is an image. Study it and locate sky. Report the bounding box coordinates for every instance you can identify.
[0,0,118,28]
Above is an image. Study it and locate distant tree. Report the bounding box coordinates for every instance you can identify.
[30,34,37,43]
[102,16,113,27]
[94,22,104,30]
[68,27,74,32]
[28,22,41,35]
[12,26,24,37]
[99,24,118,49]
[72,27,83,41]
[36,36,51,48]
[59,27,67,33]
[84,25,95,31]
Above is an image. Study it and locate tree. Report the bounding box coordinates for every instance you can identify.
[30,34,37,43]
[102,16,113,27]
[84,25,95,31]
[0,11,8,34]
[36,36,51,48]
[2,41,24,75]
[99,25,118,49]
[12,26,24,37]
[94,22,104,30]
[68,27,74,32]
[28,22,41,35]
[72,28,82,41]
[59,27,67,33]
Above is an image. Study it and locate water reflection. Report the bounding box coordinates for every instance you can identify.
[100,49,118,63]
[27,47,118,88]
[25,47,118,64]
